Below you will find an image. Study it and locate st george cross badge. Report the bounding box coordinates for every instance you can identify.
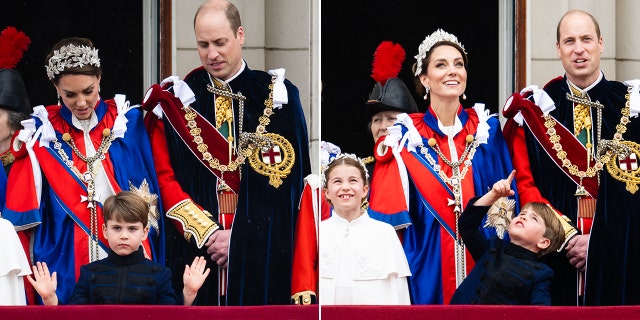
[249,133,295,188]
[619,152,638,171]
[607,141,640,194]
[261,145,282,164]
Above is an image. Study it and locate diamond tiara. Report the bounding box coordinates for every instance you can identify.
[45,44,101,80]
[321,153,369,187]
[414,29,466,76]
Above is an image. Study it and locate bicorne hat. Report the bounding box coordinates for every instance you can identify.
[0,26,31,114]
[0,69,30,114]
[366,41,418,119]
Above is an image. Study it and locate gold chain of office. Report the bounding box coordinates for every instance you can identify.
[543,93,632,180]
[183,80,276,173]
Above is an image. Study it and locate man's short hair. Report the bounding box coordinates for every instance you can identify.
[556,10,601,43]
[194,0,242,35]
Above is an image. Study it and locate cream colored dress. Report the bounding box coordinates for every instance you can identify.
[0,218,31,305]
[320,211,411,305]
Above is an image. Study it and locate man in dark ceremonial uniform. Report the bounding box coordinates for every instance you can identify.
[143,0,310,305]
[503,10,640,305]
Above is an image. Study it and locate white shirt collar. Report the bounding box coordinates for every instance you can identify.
[332,209,369,225]
[71,111,98,132]
[566,71,604,96]
[209,60,246,88]
[436,114,463,137]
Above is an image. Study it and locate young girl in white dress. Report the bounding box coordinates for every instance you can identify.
[319,153,411,305]
[0,217,31,305]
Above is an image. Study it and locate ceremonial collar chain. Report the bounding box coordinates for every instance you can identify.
[53,128,115,262]
[45,44,101,80]
[207,83,246,102]
[184,78,276,176]
[420,134,476,285]
[420,135,478,237]
[566,92,604,109]
[544,93,632,195]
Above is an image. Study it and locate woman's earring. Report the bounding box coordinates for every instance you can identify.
[57,92,61,106]
[423,85,430,100]
[462,93,467,100]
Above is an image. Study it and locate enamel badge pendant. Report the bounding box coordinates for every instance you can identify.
[249,133,295,188]
[484,197,516,239]
[606,141,640,194]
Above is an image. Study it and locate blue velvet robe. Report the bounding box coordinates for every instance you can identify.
[521,76,640,305]
[369,107,517,304]
[162,64,310,305]
[4,99,165,304]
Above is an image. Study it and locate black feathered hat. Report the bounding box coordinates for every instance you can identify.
[0,26,31,114]
[0,69,30,114]
[366,41,418,119]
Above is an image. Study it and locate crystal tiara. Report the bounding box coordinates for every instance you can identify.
[45,44,101,80]
[414,29,466,76]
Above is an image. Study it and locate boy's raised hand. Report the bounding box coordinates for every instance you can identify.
[27,262,59,305]
[474,170,516,207]
[491,170,516,198]
[182,256,211,305]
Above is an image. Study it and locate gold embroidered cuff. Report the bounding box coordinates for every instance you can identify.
[166,200,220,248]
[553,209,579,252]
[291,291,317,305]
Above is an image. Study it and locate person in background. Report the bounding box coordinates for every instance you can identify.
[365,41,419,168]
[4,37,165,304]
[290,142,337,305]
[0,26,33,305]
[502,10,640,305]
[365,41,418,228]
[320,153,410,305]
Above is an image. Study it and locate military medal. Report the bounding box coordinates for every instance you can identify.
[129,179,160,233]
[484,197,515,239]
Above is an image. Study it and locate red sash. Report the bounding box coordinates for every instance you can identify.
[148,85,240,193]
[506,100,599,197]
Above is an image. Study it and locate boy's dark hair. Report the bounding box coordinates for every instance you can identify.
[103,191,149,227]
[522,202,565,256]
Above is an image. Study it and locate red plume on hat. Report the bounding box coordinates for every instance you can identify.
[366,41,418,118]
[371,41,405,86]
[0,26,31,69]
[0,26,31,115]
